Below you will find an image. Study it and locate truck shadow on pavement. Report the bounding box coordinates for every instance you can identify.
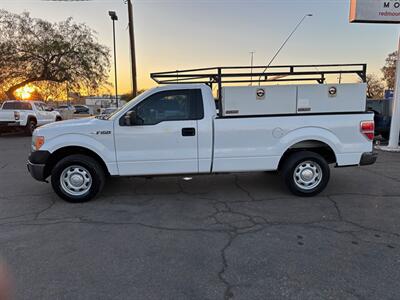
[1,146,400,299]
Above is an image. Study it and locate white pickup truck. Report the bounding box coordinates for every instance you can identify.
[27,66,377,203]
[0,100,62,135]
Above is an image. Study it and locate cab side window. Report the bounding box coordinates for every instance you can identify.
[124,89,203,126]
[35,103,45,111]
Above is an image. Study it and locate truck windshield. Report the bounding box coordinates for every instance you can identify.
[100,97,141,120]
[97,102,129,120]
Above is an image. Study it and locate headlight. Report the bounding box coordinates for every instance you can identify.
[32,136,45,151]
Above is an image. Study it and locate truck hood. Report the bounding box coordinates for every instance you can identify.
[41,116,96,129]
[34,117,113,139]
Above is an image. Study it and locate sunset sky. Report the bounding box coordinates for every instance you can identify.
[1,0,400,94]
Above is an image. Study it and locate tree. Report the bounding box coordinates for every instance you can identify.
[366,74,385,99]
[382,51,397,90]
[0,10,111,100]
[34,81,66,101]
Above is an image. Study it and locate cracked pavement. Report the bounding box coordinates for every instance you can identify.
[1,136,400,300]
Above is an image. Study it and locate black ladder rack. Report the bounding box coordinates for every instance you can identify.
[150,63,367,116]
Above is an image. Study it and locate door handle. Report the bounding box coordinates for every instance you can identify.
[182,127,196,136]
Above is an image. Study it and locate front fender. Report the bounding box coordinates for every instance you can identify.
[42,133,118,175]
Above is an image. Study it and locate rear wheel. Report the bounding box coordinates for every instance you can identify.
[281,151,330,197]
[25,119,37,136]
[51,154,105,203]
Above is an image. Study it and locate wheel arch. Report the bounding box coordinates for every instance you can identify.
[44,146,110,179]
[27,115,37,123]
[278,139,337,171]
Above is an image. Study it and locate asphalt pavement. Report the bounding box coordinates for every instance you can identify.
[1,135,400,300]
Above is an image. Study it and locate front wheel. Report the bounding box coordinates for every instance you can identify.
[281,151,330,197]
[51,154,105,203]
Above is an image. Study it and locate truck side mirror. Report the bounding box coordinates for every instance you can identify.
[124,110,143,126]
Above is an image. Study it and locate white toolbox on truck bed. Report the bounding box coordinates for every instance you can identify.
[221,85,297,116]
[221,83,367,116]
[296,83,367,114]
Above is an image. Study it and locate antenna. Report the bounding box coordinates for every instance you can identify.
[258,14,313,85]
[249,51,255,86]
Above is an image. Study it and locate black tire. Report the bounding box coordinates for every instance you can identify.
[381,132,390,141]
[55,116,62,122]
[25,119,37,136]
[281,151,330,197]
[51,154,105,203]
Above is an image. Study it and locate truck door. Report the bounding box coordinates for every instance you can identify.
[114,89,204,176]
[33,102,51,125]
[41,102,55,123]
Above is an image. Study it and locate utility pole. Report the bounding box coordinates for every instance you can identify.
[126,0,138,97]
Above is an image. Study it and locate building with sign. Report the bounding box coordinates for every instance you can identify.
[350,0,400,23]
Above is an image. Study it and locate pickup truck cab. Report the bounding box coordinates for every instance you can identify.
[0,100,62,135]
[28,83,377,203]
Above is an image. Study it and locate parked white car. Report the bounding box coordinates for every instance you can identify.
[28,82,376,202]
[56,104,76,114]
[0,100,62,135]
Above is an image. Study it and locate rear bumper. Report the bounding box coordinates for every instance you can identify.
[0,121,21,127]
[27,150,51,182]
[360,152,378,166]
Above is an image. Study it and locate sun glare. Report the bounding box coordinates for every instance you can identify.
[15,85,36,100]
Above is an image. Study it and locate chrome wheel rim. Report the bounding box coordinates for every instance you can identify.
[60,165,92,196]
[293,160,322,191]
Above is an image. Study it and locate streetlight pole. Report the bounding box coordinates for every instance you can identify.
[126,0,138,97]
[42,0,138,98]
[109,11,119,108]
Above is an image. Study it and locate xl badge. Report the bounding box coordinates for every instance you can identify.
[256,88,265,100]
[95,130,111,135]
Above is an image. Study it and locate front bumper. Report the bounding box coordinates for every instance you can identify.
[27,161,47,181]
[360,152,378,166]
[27,150,51,182]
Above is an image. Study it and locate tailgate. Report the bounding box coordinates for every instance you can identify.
[0,111,18,123]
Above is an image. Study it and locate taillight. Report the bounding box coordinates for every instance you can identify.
[360,121,375,141]
[14,111,20,120]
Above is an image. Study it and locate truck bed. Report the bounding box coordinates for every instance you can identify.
[211,112,374,173]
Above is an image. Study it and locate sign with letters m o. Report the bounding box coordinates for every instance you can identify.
[350,0,400,23]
